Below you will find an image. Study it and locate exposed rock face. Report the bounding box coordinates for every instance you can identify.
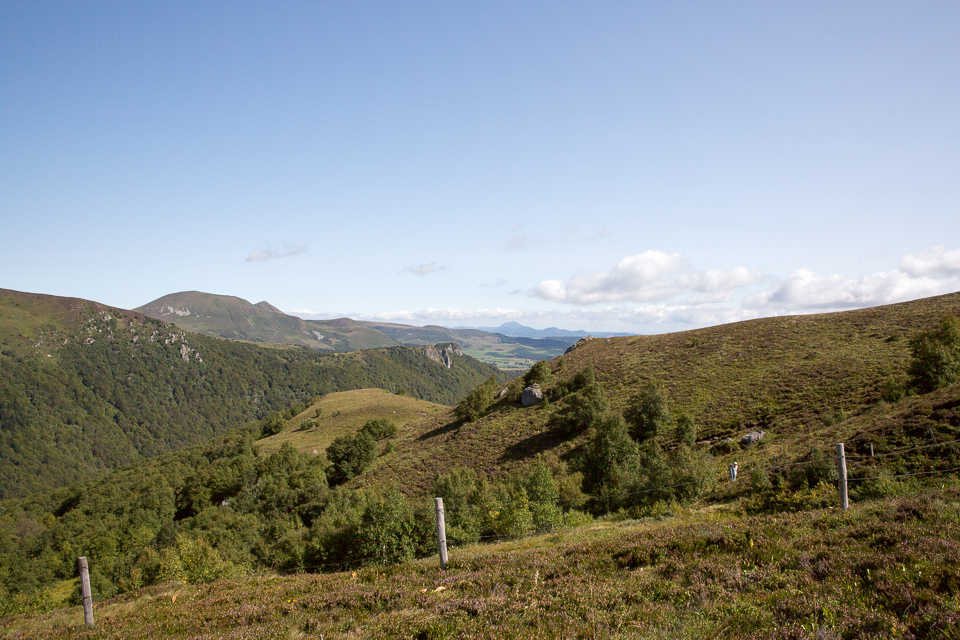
[419,343,463,368]
[564,335,598,354]
[741,430,766,446]
[522,384,544,407]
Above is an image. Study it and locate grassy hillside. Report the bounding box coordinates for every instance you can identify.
[0,289,505,499]
[3,292,960,634]
[136,291,400,351]
[365,292,960,493]
[3,487,959,639]
[256,389,447,457]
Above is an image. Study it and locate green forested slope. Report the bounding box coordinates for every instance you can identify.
[0,289,505,499]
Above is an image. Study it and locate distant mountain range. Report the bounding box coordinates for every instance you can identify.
[464,321,630,339]
[136,292,600,368]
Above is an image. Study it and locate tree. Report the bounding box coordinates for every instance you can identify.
[908,316,960,393]
[674,412,697,447]
[454,376,498,422]
[554,382,608,434]
[523,360,553,387]
[580,414,641,513]
[624,382,671,443]
[325,432,377,486]
[358,418,397,441]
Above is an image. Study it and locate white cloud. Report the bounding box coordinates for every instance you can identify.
[245,243,308,263]
[534,251,764,305]
[898,245,960,277]
[400,262,447,276]
[744,267,960,312]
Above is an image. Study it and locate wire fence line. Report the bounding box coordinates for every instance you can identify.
[272,434,960,577]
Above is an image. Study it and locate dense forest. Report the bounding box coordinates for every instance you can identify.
[0,293,506,499]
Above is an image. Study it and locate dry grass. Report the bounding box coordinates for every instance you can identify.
[257,389,447,457]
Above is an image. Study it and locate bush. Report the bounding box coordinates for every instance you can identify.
[789,449,838,491]
[554,382,608,434]
[554,366,596,399]
[523,360,553,387]
[667,444,716,504]
[908,316,960,393]
[325,432,377,486]
[624,382,672,442]
[454,376,497,422]
[258,412,287,437]
[879,376,906,403]
[581,414,642,513]
[359,418,397,440]
[674,412,697,447]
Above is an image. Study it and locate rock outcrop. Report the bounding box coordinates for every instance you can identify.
[564,335,598,354]
[522,384,544,407]
[741,430,766,446]
[418,343,464,368]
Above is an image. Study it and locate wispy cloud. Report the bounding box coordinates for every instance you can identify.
[400,262,448,276]
[246,243,308,263]
[504,235,544,251]
[479,278,506,289]
[534,250,764,305]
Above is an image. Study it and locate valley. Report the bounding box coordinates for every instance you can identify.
[2,289,960,638]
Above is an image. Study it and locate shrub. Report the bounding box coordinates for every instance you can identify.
[258,412,287,437]
[554,382,608,434]
[667,444,716,504]
[354,489,427,566]
[359,418,397,440]
[523,360,553,387]
[880,376,907,403]
[908,315,960,393]
[674,412,697,447]
[554,366,596,399]
[624,382,672,443]
[325,432,377,486]
[789,448,838,491]
[581,414,642,513]
[454,376,497,422]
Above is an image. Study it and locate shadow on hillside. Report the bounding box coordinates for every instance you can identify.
[501,428,568,461]
[416,420,461,441]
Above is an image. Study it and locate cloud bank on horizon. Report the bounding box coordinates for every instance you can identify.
[291,245,960,332]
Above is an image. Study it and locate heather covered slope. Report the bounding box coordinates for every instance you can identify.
[3,489,959,639]
[0,289,505,499]
[366,293,960,493]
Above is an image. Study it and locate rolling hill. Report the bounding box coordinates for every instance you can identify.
[135,291,399,351]
[137,291,582,370]
[3,291,959,633]
[0,288,506,499]
[364,291,960,493]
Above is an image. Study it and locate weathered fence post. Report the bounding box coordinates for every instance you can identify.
[835,443,848,511]
[434,498,448,569]
[77,556,94,626]
[869,443,874,458]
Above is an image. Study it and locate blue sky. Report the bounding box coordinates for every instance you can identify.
[2,1,959,333]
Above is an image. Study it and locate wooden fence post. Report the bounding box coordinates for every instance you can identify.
[835,443,848,511]
[869,443,874,458]
[77,556,94,626]
[434,498,448,569]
